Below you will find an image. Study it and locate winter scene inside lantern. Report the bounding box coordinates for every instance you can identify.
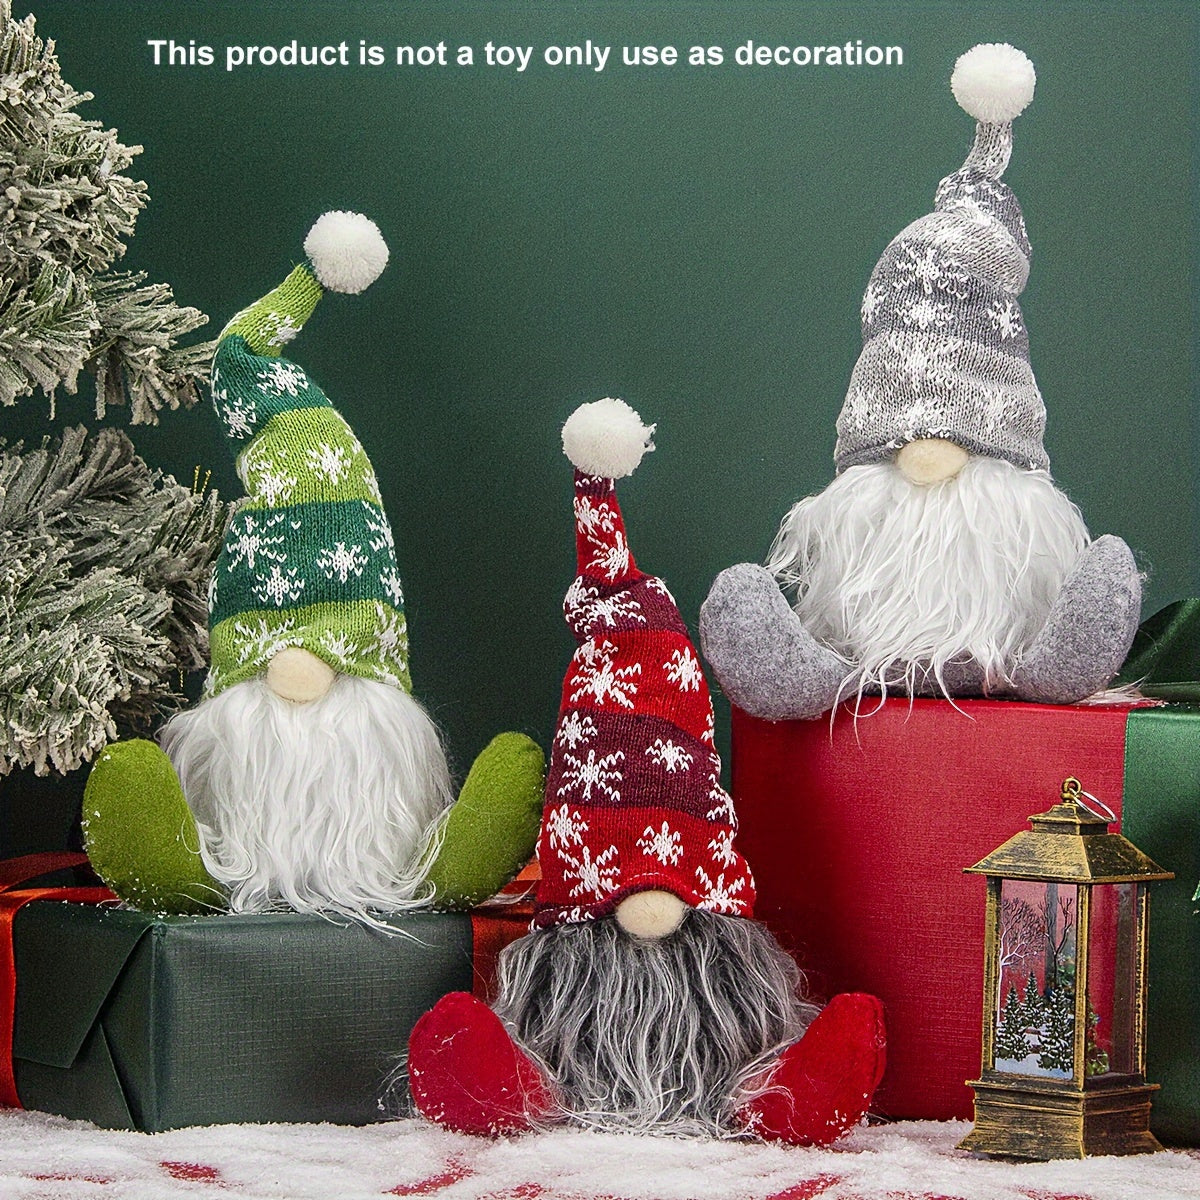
[959,778,1173,1161]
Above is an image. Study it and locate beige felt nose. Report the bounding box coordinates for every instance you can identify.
[615,889,688,940]
[266,647,337,703]
[895,437,970,485]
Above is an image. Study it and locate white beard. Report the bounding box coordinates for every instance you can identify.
[765,456,1091,699]
[159,674,454,921]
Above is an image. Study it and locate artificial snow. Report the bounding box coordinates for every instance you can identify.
[0,1113,1197,1200]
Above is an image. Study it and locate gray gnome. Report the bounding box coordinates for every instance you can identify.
[700,44,1142,720]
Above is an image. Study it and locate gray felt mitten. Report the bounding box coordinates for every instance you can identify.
[700,563,844,721]
[1010,535,1143,705]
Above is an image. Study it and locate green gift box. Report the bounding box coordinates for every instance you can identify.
[1121,704,1200,1146]
[10,902,494,1131]
[1118,600,1200,1144]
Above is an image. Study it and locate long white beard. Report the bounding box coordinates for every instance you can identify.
[159,674,454,921]
[766,456,1091,699]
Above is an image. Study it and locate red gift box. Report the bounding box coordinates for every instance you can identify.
[731,698,1147,1126]
[470,858,540,1002]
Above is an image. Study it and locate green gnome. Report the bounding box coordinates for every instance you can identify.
[83,212,543,921]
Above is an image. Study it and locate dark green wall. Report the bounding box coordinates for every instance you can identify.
[8,0,1196,789]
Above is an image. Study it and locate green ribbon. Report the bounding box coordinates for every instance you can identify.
[1114,601,1200,1140]
[1118,599,1200,701]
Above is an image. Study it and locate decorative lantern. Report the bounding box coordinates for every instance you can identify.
[959,777,1173,1160]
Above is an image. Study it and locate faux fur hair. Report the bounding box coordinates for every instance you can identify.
[766,456,1090,701]
[491,910,818,1137]
[159,674,453,923]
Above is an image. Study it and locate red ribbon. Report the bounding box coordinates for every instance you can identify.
[0,851,116,1108]
[469,858,539,1004]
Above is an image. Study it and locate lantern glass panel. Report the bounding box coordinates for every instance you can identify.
[1083,882,1141,1081]
[993,879,1078,1079]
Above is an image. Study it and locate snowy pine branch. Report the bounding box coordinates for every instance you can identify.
[0,262,96,404]
[0,540,170,776]
[89,273,211,423]
[0,0,213,422]
[0,426,225,776]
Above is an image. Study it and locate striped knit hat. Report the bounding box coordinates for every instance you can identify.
[835,44,1047,473]
[205,212,408,697]
[535,399,757,928]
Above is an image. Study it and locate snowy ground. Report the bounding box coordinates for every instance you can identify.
[1,1113,1198,1200]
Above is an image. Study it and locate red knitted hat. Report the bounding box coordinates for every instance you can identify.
[535,398,757,928]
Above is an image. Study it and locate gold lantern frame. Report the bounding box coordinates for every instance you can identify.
[959,778,1173,1161]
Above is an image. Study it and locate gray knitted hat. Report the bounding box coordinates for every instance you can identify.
[835,43,1047,473]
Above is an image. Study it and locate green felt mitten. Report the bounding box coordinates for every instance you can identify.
[82,738,222,914]
[427,732,545,910]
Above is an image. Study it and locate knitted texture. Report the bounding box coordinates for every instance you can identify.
[700,562,845,721]
[218,263,323,356]
[834,92,1047,472]
[1010,534,1143,704]
[535,469,756,927]
[205,264,409,696]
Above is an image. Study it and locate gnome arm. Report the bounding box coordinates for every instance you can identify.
[422,732,546,910]
[82,739,222,914]
[699,563,845,721]
[1010,534,1142,704]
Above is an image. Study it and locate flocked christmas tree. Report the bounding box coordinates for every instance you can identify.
[0,0,224,776]
[995,981,1032,1064]
[0,0,211,420]
[1037,986,1075,1075]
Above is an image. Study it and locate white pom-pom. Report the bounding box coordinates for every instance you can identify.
[951,43,1035,123]
[562,398,655,479]
[304,211,389,294]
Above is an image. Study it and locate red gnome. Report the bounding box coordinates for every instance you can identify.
[407,399,886,1142]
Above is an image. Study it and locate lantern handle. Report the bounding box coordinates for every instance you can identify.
[1061,776,1117,824]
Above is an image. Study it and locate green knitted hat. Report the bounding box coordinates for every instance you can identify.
[205,211,409,697]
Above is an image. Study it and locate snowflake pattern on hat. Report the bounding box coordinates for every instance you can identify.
[204,260,411,697]
[535,470,756,927]
[833,75,1048,473]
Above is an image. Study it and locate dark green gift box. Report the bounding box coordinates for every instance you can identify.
[11,903,481,1131]
[1121,705,1200,1146]
[1118,603,1200,1144]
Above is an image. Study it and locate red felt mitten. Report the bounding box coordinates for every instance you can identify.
[740,992,887,1146]
[407,992,559,1137]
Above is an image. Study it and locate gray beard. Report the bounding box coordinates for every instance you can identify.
[766,456,1090,697]
[492,912,817,1136]
[159,674,453,921]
